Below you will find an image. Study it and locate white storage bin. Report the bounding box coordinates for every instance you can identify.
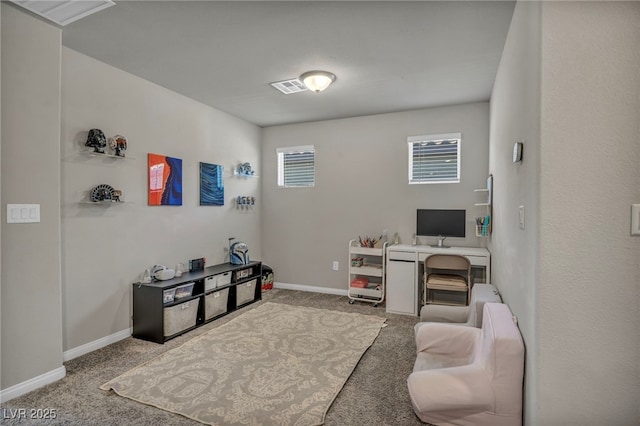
[163,300,198,337]
[236,267,253,280]
[205,288,229,320]
[217,271,232,287]
[204,276,217,292]
[163,288,176,304]
[174,282,195,300]
[236,279,257,307]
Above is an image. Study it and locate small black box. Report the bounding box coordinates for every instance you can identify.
[189,258,205,272]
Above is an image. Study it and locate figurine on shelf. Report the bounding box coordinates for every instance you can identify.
[111,190,122,202]
[90,184,119,202]
[108,135,128,157]
[236,162,255,176]
[235,195,256,208]
[85,129,107,153]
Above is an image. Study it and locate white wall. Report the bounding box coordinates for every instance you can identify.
[61,47,262,351]
[491,1,640,424]
[537,2,639,423]
[0,1,3,387]
[1,4,65,389]
[262,103,490,291]
[488,1,541,422]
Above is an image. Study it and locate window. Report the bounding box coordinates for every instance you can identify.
[408,133,461,184]
[277,145,315,188]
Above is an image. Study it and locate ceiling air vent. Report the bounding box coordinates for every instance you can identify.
[9,0,115,26]
[270,78,308,95]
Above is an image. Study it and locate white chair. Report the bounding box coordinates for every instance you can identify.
[408,303,525,426]
[415,284,502,338]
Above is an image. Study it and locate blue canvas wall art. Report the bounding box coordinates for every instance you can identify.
[200,162,224,206]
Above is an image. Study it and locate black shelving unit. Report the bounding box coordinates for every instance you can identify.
[132,261,262,343]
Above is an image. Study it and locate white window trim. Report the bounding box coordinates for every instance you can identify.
[407,132,461,184]
[277,145,315,188]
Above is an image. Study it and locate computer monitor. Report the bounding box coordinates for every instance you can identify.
[416,209,466,247]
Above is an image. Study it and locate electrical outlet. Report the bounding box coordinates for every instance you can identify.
[519,205,525,230]
[332,261,339,271]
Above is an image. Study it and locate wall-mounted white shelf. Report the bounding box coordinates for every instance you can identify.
[79,200,128,205]
[474,175,493,237]
[80,150,135,160]
[65,149,136,161]
[232,170,259,178]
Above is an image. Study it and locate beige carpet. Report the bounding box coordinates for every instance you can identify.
[100,302,387,426]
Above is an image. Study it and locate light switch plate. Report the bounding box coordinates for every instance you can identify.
[7,204,40,223]
[632,204,640,236]
[518,205,525,230]
[513,142,523,162]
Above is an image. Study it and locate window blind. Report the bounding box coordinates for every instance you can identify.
[277,145,315,187]
[408,133,461,184]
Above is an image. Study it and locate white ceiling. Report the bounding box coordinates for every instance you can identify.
[61,1,516,127]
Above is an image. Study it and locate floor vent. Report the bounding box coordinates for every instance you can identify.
[270,78,308,95]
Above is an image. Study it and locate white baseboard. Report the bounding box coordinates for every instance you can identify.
[273,282,348,296]
[63,327,132,362]
[0,366,66,403]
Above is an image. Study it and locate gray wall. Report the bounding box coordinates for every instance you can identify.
[490,1,640,424]
[0,2,3,382]
[1,4,64,388]
[262,103,490,291]
[488,1,541,422]
[61,47,262,351]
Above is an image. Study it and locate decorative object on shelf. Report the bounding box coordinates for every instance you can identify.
[85,128,107,153]
[199,162,224,206]
[189,257,205,272]
[235,195,256,208]
[358,235,382,248]
[230,241,250,265]
[235,162,255,177]
[141,268,152,284]
[108,134,128,157]
[90,184,119,202]
[174,263,184,278]
[111,189,122,202]
[151,265,176,281]
[148,153,182,206]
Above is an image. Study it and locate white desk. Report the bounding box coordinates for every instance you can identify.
[385,244,490,316]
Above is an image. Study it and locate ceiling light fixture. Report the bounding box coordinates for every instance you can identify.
[299,71,336,93]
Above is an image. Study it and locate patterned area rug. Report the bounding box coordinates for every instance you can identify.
[100,302,386,425]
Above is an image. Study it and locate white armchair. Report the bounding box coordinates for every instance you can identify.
[407,303,525,426]
[415,284,501,337]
